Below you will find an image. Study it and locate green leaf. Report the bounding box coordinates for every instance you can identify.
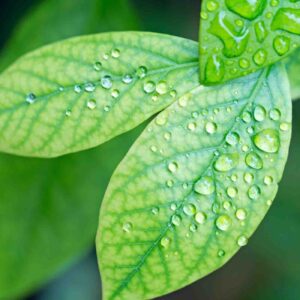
[0,32,198,158]
[199,0,300,84]
[285,48,300,100]
[97,63,292,300]
[0,0,140,297]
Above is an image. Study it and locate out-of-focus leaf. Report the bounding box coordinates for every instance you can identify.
[285,48,300,101]
[0,32,198,158]
[199,0,300,84]
[0,0,140,298]
[97,64,292,299]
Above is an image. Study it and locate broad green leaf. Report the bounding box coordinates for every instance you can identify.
[97,63,292,300]
[285,48,300,100]
[0,0,140,298]
[199,0,300,84]
[0,32,198,158]
[0,0,139,71]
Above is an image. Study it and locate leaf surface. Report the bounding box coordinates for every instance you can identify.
[199,0,300,84]
[97,64,292,300]
[0,32,198,158]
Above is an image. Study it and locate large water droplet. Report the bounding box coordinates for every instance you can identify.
[271,8,300,35]
[205,54,225,83]
[214,153,239,172]
[245,152,263,169]
[225,0,266,20]
[216,215,232,231]
[253,49,267,66]
[253,129,280,153]
[194,176,215,195]
[255,21,268,43]
[254,105,266,121]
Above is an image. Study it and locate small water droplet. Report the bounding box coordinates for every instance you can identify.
[171,215,181,226]
[183,203,197,216]
[227,186,238,198]
[94,61,102,71]
[195,212,207,224]
[136,66,148,78]
[122,74,133,84]
[166,179,174,187]
[156,81,168,95]
[253,49,267,66]
[226,132,240,146]
[170,203,177,211]
[216,215,232,231]
[161,237,171,248]
[236,208,247,220]
[84,83,96,92]
[254,105,266,121]
[245,152,263,169]
[168,162,178,173]
[122,222,132,233]
[156,113,168,126]
[101,76,113,89]
[214,153,239,172]
[237,235,248,247]
[280,122,290,131]
[144,81,156,94]
[242,111,252,123]
[87,99,97,110]
[239,58,250,69]
[269,109,281,121]
[187,122,197,131]
[152,207,159,215]
[205,122,217,134]
[218,250,225,257]
[244,172,254,184]
[65,109,72,117]
[74,85,82,93]
[111,89,120,99]
[273,35,291,56]
[207,0,218,11]
[253,129,280,153]
[189,224,198,232]
[26,93,36,104]
[264,176,273,185]
[111,48,120,58]
[195,176,215,195]
[248,185,261,200]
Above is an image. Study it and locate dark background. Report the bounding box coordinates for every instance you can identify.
[0,0,300,299]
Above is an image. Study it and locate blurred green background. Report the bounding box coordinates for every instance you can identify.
[0,0,299,299]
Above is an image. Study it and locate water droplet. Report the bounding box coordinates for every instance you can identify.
[65,109,72,117]
[205,54,225,83]
[223,201,232,211]
[150,145,158,153]
[189,224,198,232]
[144,81,156,94]
[171,215,181,226]
[187,122,197,131]
[239,58,250,69]
[164,132,172,141]
[255,21,268,43]
[273,35,291,56]
[104,105,110,112]
[242,111,252,123]
[168,162,178,173]
[205,122,217,134]
[264,176,273,185]
[94,61,102,71]
[253,129,280,153]
[178,94,190,107]
[245,152,263,170]
[111,48,120,58]
[122,222,132,233]
[207,0,218,11]
[156,81,168,95]
[170,203,177,211]
[218,250,225,257]
[74,85,82,93]
[170,90,177,98]
[226,132,240,146]
[87,99,97,110]
[183,203,197,216]
[244,172,254,184]
[195,212,207,224]
[237,235,248,247]
[156,113,168,126]
[111,89,120,99]
[280,122,290,131]
[253,49,267,66]
[227,186,238,198]
[136,66,147,78]
[254,105,266,122]
[166,179,174,187]
[26,93,36,104]
[236,208,247,220]
[216,215,232,231]
[103,53,109,60]
[101,76,113,89]
[122,74,133,84]
[248,185,261,200]
[152,207,159,215]
[161,237,171,248]
[195,176,215,195]
[269,109,281,121]
[271,8,300,35]
[84,83,96,92]
[225,0,267,20]
[214,153,239,172]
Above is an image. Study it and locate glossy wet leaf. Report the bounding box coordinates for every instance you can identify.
[97,64,292,300]
[0,32,198,158]
[285,48,300,100]
[0,0,140,298]
[199,0,300,84]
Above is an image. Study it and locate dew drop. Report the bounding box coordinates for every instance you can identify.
[216,215,232,231]
[122,74,133,84]
[273,35,291,56]
[205,122,217,134]
[226,132,240,146]
[239,58,250,69]
[183,203,197,216]
[195,212,207,224]
[207,0,218,11]
[253,49,267,66]
[264,176,273,185]
[242,111,252,123]
[152,207,159,215]
[244,172,254,184]
[187,122,197,131]
[111,89,120,99]
[237,235,248,247]
[136,66,148,78]
[190,224,198,232]
[245,152,263,170]
[74,85,82,93]
[194,176,215,195]
[168,162,178,173]
[205,54,225,83]
[65,109,72,117]
[166,179,174,187]
[214,153,239,172]
[122,222,132,233]
[87,99,97,110]
[280,122,290,131]
[218,250,225,257]
[171,215,181,226]
[101,75,113,89]
[248,185,261,200]
[227,186,238,198]
[144,81,156,94]
[253,105,266,121]
[161,237,171,249]
[84,83,96,92]
[269,109,281,121]
[26,93,36,104]
[236,208,247,221]
[156,113,168,126]
[111,48,120,58]
[253,129,280,153]
[94,61,102,71]
[156,81,168,95]
[225,0,266,20]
